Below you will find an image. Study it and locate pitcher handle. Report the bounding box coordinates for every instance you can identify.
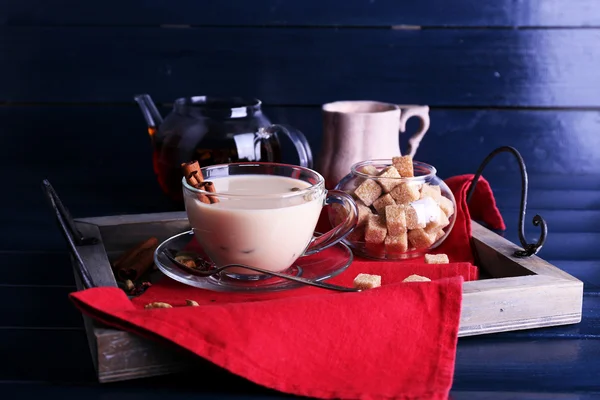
[399,105,430,158]
[263,124,313,168]
[303,190,358,256]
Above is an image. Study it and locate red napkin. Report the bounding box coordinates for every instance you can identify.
[69,174,504,400]
[434,175,505,263]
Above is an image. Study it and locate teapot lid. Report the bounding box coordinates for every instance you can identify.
[174,96,262,119]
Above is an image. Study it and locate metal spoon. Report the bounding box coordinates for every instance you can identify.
[161,249,360,292]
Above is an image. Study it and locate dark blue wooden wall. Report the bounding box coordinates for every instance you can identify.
[1,0,600,388]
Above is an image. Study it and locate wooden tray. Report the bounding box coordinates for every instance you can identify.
[70,211,584,383]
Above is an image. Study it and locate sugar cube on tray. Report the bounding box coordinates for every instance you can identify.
[353,273,382,290]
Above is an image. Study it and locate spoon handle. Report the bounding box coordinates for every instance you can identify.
[220,264,361,292]
[163,249,360,293]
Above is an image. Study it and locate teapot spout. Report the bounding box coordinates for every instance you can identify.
[134,94,164,131]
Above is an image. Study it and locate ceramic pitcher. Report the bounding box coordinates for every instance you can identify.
[316,100,430,188]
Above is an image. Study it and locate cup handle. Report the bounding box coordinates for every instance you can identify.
[303,190,358,256]
[398,105,430,158]
[262,124,314,168]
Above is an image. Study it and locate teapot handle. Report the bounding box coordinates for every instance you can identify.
[260,124,313,168]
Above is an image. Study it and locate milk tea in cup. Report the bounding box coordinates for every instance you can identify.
[182,162,358,276]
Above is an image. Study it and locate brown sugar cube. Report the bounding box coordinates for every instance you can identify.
[330,200,366,224]
[353,273,382,290]
[425,253,450,264]
[373,193,396,214]
[408,228,436,249]
[438,196,455,217]
[405,204,426,230]
[427,228,446,243]
[420,183,442,201]
[402,274,431,283]
[332,201,373,227]
[435,229,445,241]
[392,155,414,177]
[346,224,366,242]
[354,179,382,206]
[390,182,420,204]
[359,165,379,176]
[377,166,402,193]
[385,204,407,236]
[356,165,380,185]
[384,232,408,253]
[330,203,347,226]
[365,215,387,244]
[357,202,374,226]
[424,205,450,232]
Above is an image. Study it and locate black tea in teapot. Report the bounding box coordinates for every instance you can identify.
[134,94,313,202]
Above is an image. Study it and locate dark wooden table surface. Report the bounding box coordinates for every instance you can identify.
[2,1,600,398]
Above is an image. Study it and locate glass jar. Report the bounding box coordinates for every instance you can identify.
[330,159,457,260]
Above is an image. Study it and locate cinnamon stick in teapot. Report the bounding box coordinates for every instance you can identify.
[181,161,219,204]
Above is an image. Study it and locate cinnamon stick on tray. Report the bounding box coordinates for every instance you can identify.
[112,237,159,281]
[181,161,219,204]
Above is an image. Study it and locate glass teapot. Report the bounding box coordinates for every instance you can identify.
[134,94,313,202]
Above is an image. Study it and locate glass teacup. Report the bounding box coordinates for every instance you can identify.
[182,162,358,278]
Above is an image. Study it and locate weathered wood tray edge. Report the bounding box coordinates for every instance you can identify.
[71,211,584,383]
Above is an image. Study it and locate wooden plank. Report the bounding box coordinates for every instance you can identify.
[93,327,194,383]
[3,182,600,262]
[72,216,195,382]
[0,251,75,285]
[498,209,600,233]
[460,275,582,336]
[3,251,596,292]
[472,222,582,281]
[477,300,600,340]
[0,328,96,381]
[498,221,600,262]
[77,212,183,227]
[2,107,597,258]
[453,338,600,392]
[492,190,600,211]
[487,173,600,191]
[2,379,600,399]
[92,219,190,256]
[2,188,600,261]
[2,28,600,106]
[546,261,600,290]
[8,183,600,254]
[2,272,595,334]
[451,393,600,400]
[456,222,584,336]
[74,222,118,288]
[2,275,595,333]
[71,270,100,373]
[0,364,278,395]
[4,0,600,27]
[0,285,81,327]
[70,253,193,382]
[1,106,599,178]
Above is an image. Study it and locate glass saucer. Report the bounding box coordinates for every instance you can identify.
[153,230,354,293]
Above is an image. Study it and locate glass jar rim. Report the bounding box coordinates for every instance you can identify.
[182,162,325,200]
[351,159,437,181]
